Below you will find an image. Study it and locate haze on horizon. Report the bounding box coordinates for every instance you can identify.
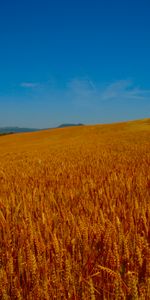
[0,0,150,128]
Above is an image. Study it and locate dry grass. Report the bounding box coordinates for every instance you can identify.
[0,119,150,299]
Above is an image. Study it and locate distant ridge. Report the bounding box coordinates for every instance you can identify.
[0,127,39,134]
[57,123,84,128]
[0,124,84,134]
[0,119,149,134]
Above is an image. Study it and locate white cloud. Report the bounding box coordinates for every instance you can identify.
[66,78,150,106]
[20,82,39,88]
[19,78,150,107]
[1,78,150,127]
[66,78,98,107]
[101,79,150,102]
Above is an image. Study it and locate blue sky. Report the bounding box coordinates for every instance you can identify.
[0,0,150,128]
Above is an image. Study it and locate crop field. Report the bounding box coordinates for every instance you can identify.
[0,119,150,300]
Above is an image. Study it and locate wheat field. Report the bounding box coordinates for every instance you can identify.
[0,119,150,299]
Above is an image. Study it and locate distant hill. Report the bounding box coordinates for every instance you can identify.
[57,123,84,128]
[0,127,39,134]
[0,132,14,136]
[0,124,84,134]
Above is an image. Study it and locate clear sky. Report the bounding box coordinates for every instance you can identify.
[0,0,150,128]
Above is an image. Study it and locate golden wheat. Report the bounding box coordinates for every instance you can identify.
[0,120,150,299]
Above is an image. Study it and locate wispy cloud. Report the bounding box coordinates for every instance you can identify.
[66,78,98,107]
[101,80,150,102]
[17,78,150,107]
[66,78,150,105]
[2,77,149,128]
[20,82,39,88]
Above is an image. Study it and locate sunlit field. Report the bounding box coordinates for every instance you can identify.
[0,119,150,300]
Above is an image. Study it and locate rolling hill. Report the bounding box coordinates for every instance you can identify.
[0,118,150,299]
